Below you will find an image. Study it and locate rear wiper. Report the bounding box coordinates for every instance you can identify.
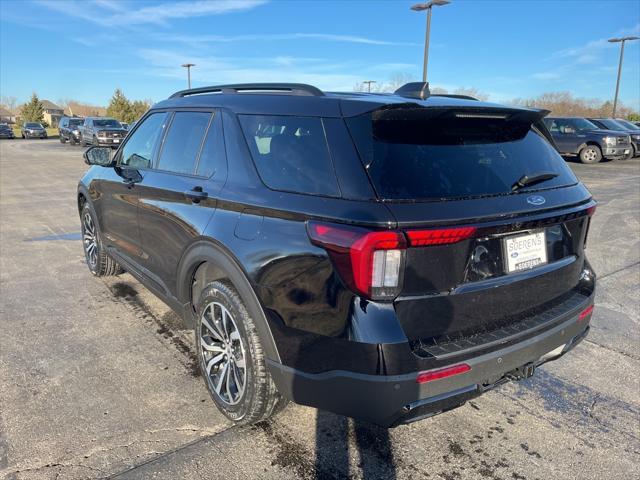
[511,172,559,192]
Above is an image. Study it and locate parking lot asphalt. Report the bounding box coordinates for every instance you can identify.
[0,139,638,480]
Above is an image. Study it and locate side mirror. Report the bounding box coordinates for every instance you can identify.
[83,146,113,166]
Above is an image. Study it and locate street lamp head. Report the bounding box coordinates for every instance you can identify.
[411,0,450,11]
[608,36,640,43]
[181,63,196,68]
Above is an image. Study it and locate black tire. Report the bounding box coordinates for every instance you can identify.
[79,134,85,146]
[80,203,123,277]
[92,135,98,147]
[579,145,602,164]
[195,281,286,425]
[60,136,66,143]
[69,135,76,145]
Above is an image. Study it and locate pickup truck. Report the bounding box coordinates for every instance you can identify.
[79,117,127,148]
[543,117,631,164]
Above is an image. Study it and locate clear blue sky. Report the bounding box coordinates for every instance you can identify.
[1,0,639,109]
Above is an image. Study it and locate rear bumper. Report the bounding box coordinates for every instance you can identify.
[267,303,592,427]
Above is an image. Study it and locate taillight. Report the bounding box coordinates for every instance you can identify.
[406,226,477,246]
[307,222,477,300]
[578,304,594,321]
[416,363,471,384]
[307,221,406,300]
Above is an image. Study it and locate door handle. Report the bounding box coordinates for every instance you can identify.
[185,187,208,203]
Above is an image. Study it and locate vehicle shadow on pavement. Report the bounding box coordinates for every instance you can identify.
[314,410,397,479]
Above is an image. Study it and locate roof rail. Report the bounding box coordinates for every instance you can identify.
[169,83,324,99]
[394,82,431,100]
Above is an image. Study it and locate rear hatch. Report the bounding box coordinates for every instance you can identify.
[345,104,595,355]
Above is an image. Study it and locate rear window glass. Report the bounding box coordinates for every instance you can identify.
[346,108,577,200]
[239,115,339,197]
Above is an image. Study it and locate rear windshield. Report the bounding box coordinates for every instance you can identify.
[346,107,577,200]
[94,119,121,128]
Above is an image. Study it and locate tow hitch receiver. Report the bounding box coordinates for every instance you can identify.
[507,363,536,381]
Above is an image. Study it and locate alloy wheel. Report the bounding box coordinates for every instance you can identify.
[200,301,247,405]
[82,212,98,268]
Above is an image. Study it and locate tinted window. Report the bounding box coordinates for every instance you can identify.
[69,119,83,127]
[94,119,121,128]
[346,109,577,200]
[120,112,167,169]
[196,113,225,178]
[157,112,211,175]
[60,118,68,127]
[595,119,625,130]
[239,115,339,196]
[25,123,41,128]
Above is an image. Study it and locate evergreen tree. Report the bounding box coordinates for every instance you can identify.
[21,93,44,123]
[128,100,151,123]
[106,88,131,122]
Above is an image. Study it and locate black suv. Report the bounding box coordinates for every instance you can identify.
[58,117,85,145]
[543,117,631,163]
[79,117,127,147]
[78,83,596,427]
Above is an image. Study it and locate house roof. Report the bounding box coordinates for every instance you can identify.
[41,100,63,111]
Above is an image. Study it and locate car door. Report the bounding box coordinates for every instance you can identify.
[95,111,168,265]
[552,118,580,153]
[136,109,227,298]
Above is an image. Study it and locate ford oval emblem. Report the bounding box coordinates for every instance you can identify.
[527,195,546,206]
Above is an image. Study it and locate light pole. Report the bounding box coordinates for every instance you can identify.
[608,37,639,117]
[181,63,196,89]
[362,80,377,92]
[411,0,450,83]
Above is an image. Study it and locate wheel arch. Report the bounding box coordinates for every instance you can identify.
[177,239,281,363]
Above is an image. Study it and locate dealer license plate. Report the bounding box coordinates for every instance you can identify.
[503,231,547,273]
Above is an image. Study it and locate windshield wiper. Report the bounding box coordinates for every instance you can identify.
[511,172,559,192]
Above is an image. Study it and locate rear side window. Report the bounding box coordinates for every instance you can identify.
[196,113,226,178]
[158,112,211,175]
[346,108,577,200]
[120,112,167,168]
[239,115,340,196]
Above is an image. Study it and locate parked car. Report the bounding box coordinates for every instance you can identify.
[78,82,596,427]
[543,117,631,163]
[21,122,47,139]
[0,123,15,139]
[78,117,127,147]
[587,118,640,158]
[120,122,129,130]
[615,118,640,131]
[59,117,85,145]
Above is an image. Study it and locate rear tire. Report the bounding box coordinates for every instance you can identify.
[579,145,602,164]
[80,203,124,277]
[195,281,286,425]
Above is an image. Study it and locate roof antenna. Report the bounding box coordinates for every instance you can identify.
[394,82,431,100]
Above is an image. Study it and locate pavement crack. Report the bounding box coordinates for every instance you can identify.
[597,261,640,281]
[583,339,639,360]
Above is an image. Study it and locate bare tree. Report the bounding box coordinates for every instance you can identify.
[0,95,18,113]
[510,92,638,118]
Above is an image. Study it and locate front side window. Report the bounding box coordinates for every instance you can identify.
[157,112,212,175]
[239,115,339,196]
[120,112,167,169]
